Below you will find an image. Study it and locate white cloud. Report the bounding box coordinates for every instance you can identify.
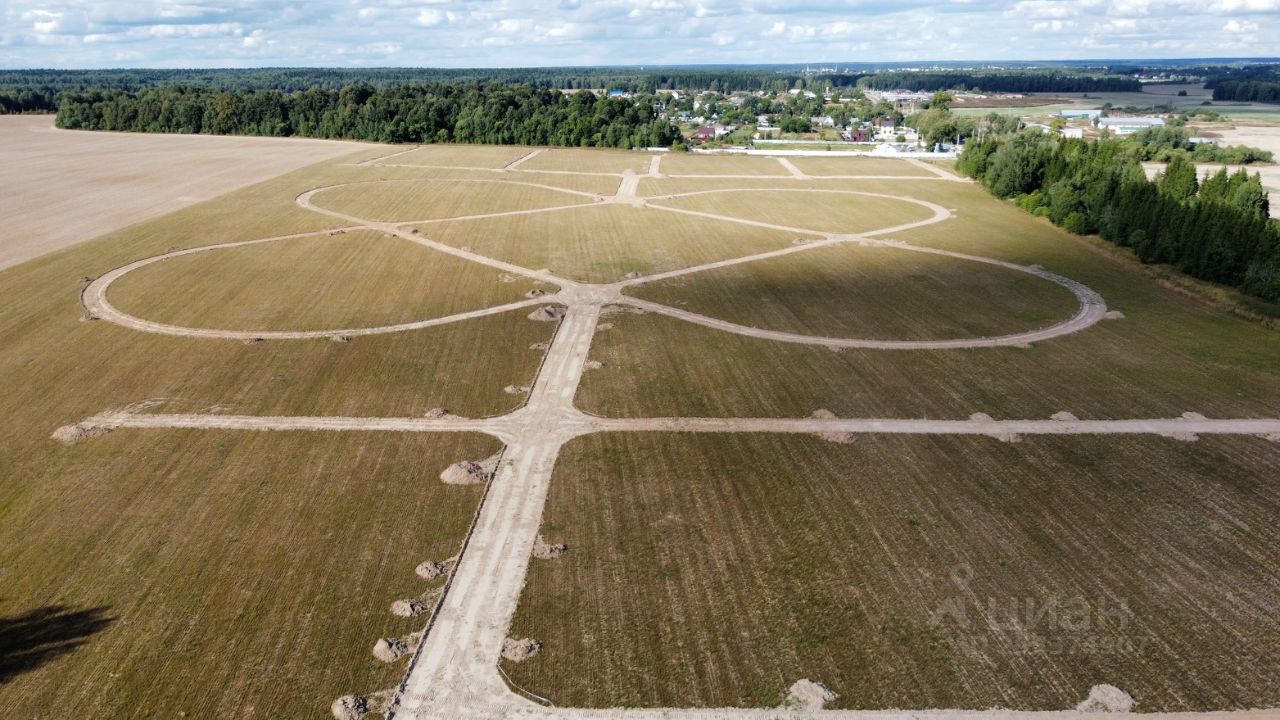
[1,0,1278,68]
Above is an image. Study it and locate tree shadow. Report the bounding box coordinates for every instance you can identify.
[0,604,114,683]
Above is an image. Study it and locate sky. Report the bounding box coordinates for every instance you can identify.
[2,0,1279,69]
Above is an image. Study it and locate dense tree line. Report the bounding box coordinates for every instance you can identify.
[1126,127,1273,164]
[55,83,681,148]
[0,87,58,113]
[1210,80,1280,103]
[957,131,1279,301]
[851,71,1141,93]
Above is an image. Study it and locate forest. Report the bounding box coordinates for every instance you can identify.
[957,131,1279,302]
[54,83,682,148]
[1210,80,1280,104]
[852,71,1140,93]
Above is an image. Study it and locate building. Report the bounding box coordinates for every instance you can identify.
[1060,109,1102,120]
[1061,127,1085,139]
[691,124,730,142]
[1097,117,1165,136]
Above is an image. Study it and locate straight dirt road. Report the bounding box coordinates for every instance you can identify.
[0,115,365,270]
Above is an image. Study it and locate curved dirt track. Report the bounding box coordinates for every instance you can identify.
[64,146,1280,720]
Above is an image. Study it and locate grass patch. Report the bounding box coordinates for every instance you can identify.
[108,230,540,332]
[310,178,593,222]
[519,148,653,175]
[506,432,1280,711]
[789,156,936,177]
[387,144,535,169]
[648,188,935,234]
[661,154,789,176]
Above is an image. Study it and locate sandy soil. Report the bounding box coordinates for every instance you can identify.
[0,115,365,270]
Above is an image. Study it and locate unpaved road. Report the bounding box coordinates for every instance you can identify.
[61,149,1280,720]
[0,115,365,271]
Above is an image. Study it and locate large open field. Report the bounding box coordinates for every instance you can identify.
[0,115,367,271]
[3,135,1278,720]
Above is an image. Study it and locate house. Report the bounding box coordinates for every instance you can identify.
[1060,126,1085,139]
[756,114,773,129]
[691,124,730,142]
[1097,116,1165,135]
[810,115,836,128]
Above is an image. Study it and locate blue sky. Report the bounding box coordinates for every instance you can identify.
[2,0,1278,68]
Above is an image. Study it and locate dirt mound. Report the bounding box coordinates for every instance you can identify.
[501,637,542,662]
[331,695,368,720]
[596,322,614,331]
[424,407,449,419]
[532,535,567,560]
[1104,310,1126,320]
[1166,431,1199,442]
[390,596,431,618]
[529,342,550,351]
[499,273,517,282]
[415,558,453,581]
[969,412,995,422]
[1051,411,1079,422]
[372,632,420,663]
[525,289,549,298]
[243,337,264,345]
[330,334,350,343]
[810,409,856,444]
[1076,684,1135,712]
[621,271,642,280]
[784,679,837,710]
[504,385,530,395]
[460,245,474,252]
[528,305,566,322]
[440,453,502,485]
[584,360,603,370]
[1266,433,1280,443]
[51,423,112,445]
[600,304,647,318]
[1181,411,1206,421]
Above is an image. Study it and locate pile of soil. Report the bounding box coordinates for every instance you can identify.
[525,289,549,298]
[1104,310,1126,320]
[969,412,995,422]
[529,342,550,351]
[784,679,837,710]
[532,535,567,560]
[596,322,614,331]
[528,305,566,322]
[390,597,430,618]
[51,423,112,445]
[372,632,420,663]
[1076,684,1135,712]
[330,334,350,343]
[440,453,502,485]
[424,407,449,419]
[621,271,643,280]
[1181,411,1206,420]
[600,304,647,318]
[504,385,530,395]
[415,558,454,581]
[810,409,856,444]
[501,637,542,662]
[1050,411,1079,422]
[499,273,517,282]
[330,695,369,720]
[243,337,264,345]
[584,360,603,370]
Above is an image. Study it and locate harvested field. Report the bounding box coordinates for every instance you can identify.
[107,230,538,332]
[386,144,535,169]
[648,188,936,234]
[0,115,367,271]
[0,429,496,719]
[628,242,1080,341]
[661,154,790,176]
[788,156,938,177]
[309,178,594,222]
[518,147,653,174]
[580,178,1280,420]
[417,203,804,283]
[506,431,1280,711]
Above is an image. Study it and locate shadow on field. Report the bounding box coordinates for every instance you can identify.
[0,603,114,683]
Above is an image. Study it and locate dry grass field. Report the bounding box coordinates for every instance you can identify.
[4,139,1278,719]
[628,242,1080,340]
[660,153,790,176]
[0,115,367,271]
[518,147,653,174]
[647,188,936,234]
[108,230,542,332]
[507,432,1280,711]
[789,156,938,177]
[417,203,806,283]
[580,178,1280,421]
[4,430,496,719]
[388,144,534,169]
[310,178,594,222]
